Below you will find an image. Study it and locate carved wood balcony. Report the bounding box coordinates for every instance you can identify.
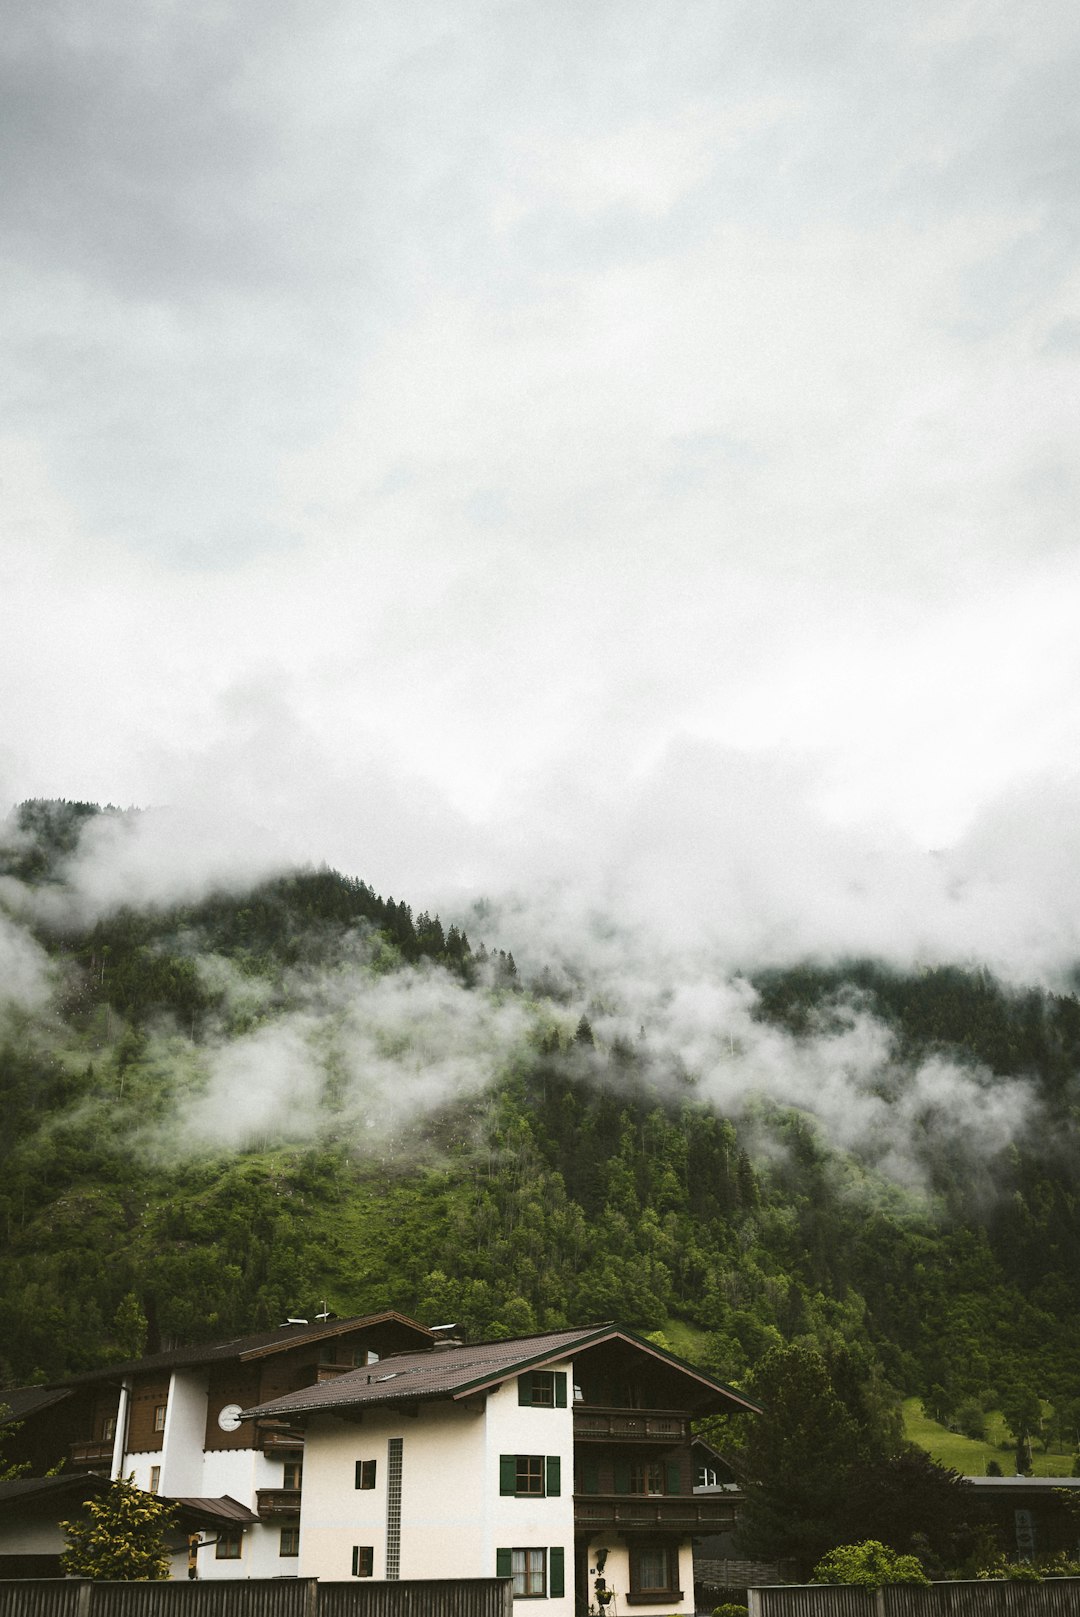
[69,1440,114,1468]
[255,1487,302,1518]
[573,1493,738,1532]
[258,1425,305,1454]
[572,1408,690,1443]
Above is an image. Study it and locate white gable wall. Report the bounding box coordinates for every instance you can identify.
[296,1360,575,1613]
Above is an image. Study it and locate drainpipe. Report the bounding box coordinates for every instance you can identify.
[111,1381,131,1481]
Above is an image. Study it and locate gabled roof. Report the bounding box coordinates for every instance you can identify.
[243,1324,760,1421]
[58,1310,432,1387]
[0,1473,114,1511]
[0,1386,73,1424]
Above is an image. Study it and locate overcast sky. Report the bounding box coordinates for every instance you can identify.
[5,1,1080,981]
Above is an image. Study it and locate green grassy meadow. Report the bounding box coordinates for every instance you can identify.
[903,1398,1077,1477]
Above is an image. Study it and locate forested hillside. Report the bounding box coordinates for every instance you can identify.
[3,800,1079,1472]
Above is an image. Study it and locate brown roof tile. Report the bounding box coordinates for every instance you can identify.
[243,1324,759,1421]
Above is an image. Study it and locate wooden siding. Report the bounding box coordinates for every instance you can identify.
[125,1376,171,1454]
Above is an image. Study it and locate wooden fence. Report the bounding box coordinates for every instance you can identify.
[748,1580,1080,1617]
[0,1579,513,1617]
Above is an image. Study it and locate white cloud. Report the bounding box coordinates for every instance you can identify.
[3,0,1080,998]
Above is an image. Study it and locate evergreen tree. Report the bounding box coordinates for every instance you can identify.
[61,1475,177,1581]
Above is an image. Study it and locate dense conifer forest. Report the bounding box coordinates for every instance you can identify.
[3,798,1079,1492]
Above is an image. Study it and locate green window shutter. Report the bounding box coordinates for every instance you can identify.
[500,1454,517,1495]
[518,1373,533,1406]
[546,1455,561,1497]
[582,1458,599,1495]
[549,1546,565,1598]
[496,1548,512,1580]
[666,1461,681,1495]
[613,1461,630,1495]
[554,1372,567,1408]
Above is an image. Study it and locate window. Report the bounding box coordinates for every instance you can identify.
[352,1545,374,1577]
[496,1547,565,1599]
[149,1466,160,1494]
[100,1415,116,1441]
[697,1465,718,1488]
[283,1461,303,1491]
[629,1462,662,1496]
[614,1460,679,1497]
[353,1348,379,1366]
[518,1371,567,1408]
[153,1403,167,1432]
[215,1529,243,1561]
[355,1459,376,1489]
[628,1542,680,1602]
[279,1527,300,1558]
[500,1455,561,1497]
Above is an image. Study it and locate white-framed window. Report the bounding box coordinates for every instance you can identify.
[153,1403,167,1432]
[149,1466,160,1494]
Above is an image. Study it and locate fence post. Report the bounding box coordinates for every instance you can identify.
[303,1577,319,1617]
[746,1591,759,1617]
[76,1582,92,1617]
[874,1589,886,1617]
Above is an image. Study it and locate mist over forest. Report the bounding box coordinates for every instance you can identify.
[3,795,1078,1495]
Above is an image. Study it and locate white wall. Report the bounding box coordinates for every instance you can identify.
[160,1370,209,1495]
[485,1373,574,1616]
[297,1361,575,1615]
[0,1518,65,1555]
[582,1536,696,1617]
[196,1437,299,1578]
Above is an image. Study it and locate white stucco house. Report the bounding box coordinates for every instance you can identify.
[243,1324,756,1613]
[0,1310,434,1580]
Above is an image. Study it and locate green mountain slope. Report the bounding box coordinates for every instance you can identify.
[2,799,1078,1476]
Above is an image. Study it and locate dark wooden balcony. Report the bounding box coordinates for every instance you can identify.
[255,1488,302,1519]
[69,1440,114,1468]
[574,1493,738,1532]
[573,1408,690,1444]
[258,1425,305,1454]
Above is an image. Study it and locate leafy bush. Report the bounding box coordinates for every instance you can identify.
[812,1540,930,1587]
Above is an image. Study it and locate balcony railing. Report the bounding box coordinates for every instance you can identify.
[574,1493,738,1532]
[259,1426,305,1454]
[255,1488,302,1519]
[69,1440,114,1468]
[573,1408,689,1444]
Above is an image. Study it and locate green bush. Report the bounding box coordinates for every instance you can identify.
[812,1540,930,1587]
[713,1605,748,1617]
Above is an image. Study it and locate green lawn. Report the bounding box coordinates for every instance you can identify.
[903,1398,1076,1477]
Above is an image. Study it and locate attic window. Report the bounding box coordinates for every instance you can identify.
[518,1371,567,1408]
